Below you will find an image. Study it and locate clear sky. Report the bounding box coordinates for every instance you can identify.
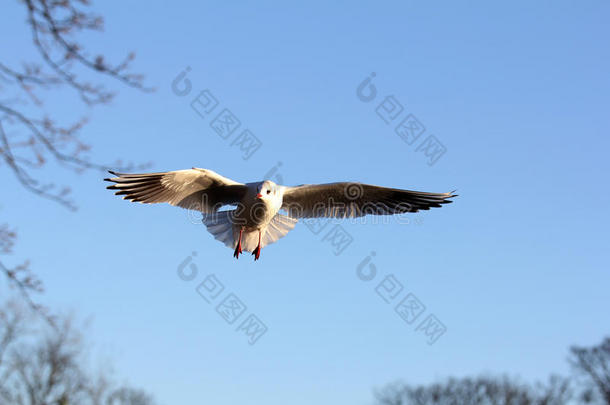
[2,1,609,404]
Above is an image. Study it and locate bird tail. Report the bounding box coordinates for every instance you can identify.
[202,211,297,251]
[261,213,298,248]
[202,211,236,249]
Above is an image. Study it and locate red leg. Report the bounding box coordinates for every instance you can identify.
[252,230,262,261]
[233,228,243,259]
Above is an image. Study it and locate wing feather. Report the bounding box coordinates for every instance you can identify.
[281,182,456,218]
[105,168,247,212]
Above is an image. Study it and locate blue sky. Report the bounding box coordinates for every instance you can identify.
[2,1,609,404]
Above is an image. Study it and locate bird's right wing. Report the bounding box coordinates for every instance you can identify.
[105,168,247,212]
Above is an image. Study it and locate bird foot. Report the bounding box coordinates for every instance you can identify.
[252,245,261,261]
[234,228,244,259]
[233,243,242,259]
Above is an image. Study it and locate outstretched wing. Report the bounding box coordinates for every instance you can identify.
[105,168,247,212]
[281,182,456,218]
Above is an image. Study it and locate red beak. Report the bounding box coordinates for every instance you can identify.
[256,193,263,199]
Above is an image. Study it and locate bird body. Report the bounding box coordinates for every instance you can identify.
[234,181,284,229]
[105,168,456,260]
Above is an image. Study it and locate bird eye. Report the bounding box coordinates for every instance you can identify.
[267,190,271,194]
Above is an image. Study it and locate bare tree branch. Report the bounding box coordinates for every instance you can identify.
[24,0,153,105]
[1,0,152,209]
[0,225,56,328]
[1,0,154,315]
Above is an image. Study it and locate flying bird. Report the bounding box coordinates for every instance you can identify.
[105,168,456,260]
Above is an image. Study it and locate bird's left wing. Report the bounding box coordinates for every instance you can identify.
[105,168,247,212]
[281,182,456,218]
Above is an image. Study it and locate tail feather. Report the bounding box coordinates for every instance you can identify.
[202,211,297,252]
[262,213,297,248]
[202,211,236,249]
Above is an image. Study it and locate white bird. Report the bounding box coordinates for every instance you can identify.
[105,168,456,260]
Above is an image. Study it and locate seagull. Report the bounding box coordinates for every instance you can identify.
[105,168,456,260]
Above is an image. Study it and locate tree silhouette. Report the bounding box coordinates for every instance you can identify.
[375,337,610,405]
[570,338,610,404]
[375,375,571,405]
[0,299,157,405]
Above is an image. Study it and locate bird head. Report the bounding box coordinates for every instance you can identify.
[256,180,279,200]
